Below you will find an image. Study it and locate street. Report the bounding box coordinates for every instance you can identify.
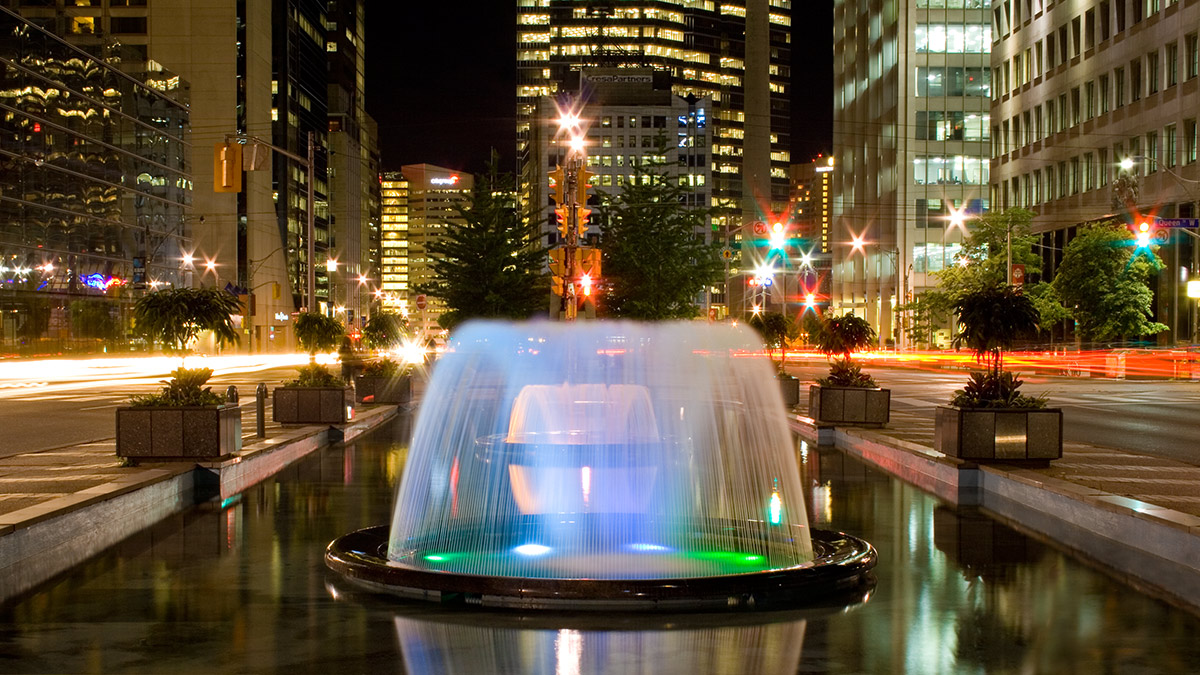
[789,360,1200,466]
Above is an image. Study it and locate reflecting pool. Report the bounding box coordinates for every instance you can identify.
[1,414,1198,674]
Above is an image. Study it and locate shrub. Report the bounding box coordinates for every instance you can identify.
[287,363,343,388]
[130,367,225,407]
[814,313,877,388]
[361,357,405,378]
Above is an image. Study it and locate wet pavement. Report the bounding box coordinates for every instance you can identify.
[1,414,1199,674]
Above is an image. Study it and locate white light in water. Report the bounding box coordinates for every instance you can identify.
[581,466,591,507]
[514,543,551,556]
[628,543,671,553]
[555,629,583,675]
[769,491,782,525]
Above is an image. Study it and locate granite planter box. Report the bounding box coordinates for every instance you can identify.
[273,386,352,425]
[778,376,800,408]
[116,404,242,461]
[934,406,1063,462]
[354,374,412,405]
[809,385,890,426]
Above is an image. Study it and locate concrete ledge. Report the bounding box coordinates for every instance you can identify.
[0,403,400,604]
[805,415,1200,612]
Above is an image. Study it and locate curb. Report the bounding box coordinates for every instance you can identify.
[789,414,1200,612]
[0,404,399,604]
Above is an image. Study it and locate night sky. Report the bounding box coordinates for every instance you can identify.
[365,3,833,174]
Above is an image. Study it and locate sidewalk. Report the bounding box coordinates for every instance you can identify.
[790,401,1200,612]
[0,402,400,603]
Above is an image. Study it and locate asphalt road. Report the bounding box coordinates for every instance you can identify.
[789,361,1200,467]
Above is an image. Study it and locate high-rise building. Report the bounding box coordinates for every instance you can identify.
[832,0,991,348]
[516,0,792,310]
[789,155,835,316]
[397,164,473,339]
[5,0,379,352]
[0,7,190,350]
[379,172,409,312]
[992,0,1200,344]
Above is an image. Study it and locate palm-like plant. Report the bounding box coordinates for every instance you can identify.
[951,283,1044,407]
[814,313,877,387]
[133,287,241,355]
[748,311,798,374]
[294,312,344,362]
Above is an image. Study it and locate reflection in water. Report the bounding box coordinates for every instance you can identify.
[0,414,1199,673]
[394,615,806,675]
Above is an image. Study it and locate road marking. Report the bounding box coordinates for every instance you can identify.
[79,403,122,411]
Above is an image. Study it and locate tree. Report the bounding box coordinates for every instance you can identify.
[415,153,548,332]
[294,312,345,361]
[748,311,799,373]
[933,208,1041,304]
[132,287,240,355]
[814,313,877,387]
[598,136,723,319]
[361,311,407,351]
[951,282,1043,407]
[1051,220,1167,343]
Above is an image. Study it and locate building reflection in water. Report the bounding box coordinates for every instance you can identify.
[391,614,808,675]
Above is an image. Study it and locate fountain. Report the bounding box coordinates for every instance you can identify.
[327,321,875,610]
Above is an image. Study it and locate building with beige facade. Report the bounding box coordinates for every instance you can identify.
[991,0,1200,344]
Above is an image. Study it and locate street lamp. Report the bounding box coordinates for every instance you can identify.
[550,100,593,321]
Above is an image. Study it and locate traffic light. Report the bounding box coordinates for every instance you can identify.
[1135,221,1152,248]
[575,167,593,205]
[769,222,786,250]
[555,207,570,238]
[549,166,567,205]
[214,142,242,193]
[576,205,591,236]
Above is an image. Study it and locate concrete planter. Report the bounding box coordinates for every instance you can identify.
[354,374,412,405]
[934,406,1063,462]
[273,386,352,425]
[778,376,800,408]
[809,385,890,426]
[116,404,242,461]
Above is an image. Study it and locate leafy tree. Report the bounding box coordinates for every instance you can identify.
[814,313,877,387]
[415,153,548,332]
[898,291,953,348]
[598,136,723,319]
[133,287,240,355]
[1051,220,1167,343]
[933,208,1041,304]
[748,311,799,373]
[361,311,407,351]
[294,311,345,361]
[951,283,1044,408]
[1025,282,1072,342]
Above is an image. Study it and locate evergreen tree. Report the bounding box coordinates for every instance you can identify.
[1052,219,1167,343]
[598,137,723,320]
[416,154,548,331]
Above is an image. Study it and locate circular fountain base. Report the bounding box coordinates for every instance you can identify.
[326,526,877,611]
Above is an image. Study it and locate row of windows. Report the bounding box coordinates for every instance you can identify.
[913,156,989,185]
[917,0,988,8]
[915,24,991,54]
[916,67,991,97]
[995,0,1181,45]
[998,122,1200,210]
[916,111,990,141]
[995,39,1200,156]
[998,25,1198,101]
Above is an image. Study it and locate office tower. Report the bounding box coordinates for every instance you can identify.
[327,0,379,330]
[789,154,835,316]
[832,0,991,348]
[516,0,792,310]
[379,172,409,312]
[6,0,379,352]
[992,0,1200,344]
[0,7,190,350]
[397,164,473,338]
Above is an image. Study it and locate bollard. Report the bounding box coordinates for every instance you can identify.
[256,382,267,438]
[225,385,239,403]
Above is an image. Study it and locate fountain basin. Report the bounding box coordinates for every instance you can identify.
[326,525,876,611]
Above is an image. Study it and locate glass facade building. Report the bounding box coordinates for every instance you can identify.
[0,7,189,350]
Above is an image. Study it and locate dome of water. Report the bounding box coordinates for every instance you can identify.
[386,320,814,580]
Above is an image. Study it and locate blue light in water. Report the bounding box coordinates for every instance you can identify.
[628,543,671,553]
[514,543,551,556]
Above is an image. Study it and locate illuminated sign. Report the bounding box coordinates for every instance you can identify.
[430,175,460,186]
[274,312,290,321]
[80,273,125,291]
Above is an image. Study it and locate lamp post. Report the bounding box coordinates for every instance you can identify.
[551,106,592,322]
